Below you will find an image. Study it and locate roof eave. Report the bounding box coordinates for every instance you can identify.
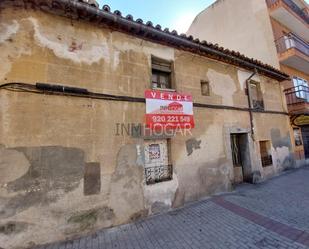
[0,0,290,82]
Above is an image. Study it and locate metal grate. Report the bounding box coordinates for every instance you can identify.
[261,155,273,167]
[145,164,173,185]
[231,134,242,167]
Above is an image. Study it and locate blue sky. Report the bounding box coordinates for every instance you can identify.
[97,0,309,34]
[96,0,215,34]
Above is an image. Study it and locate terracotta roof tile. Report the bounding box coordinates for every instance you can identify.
[0,0,290,81]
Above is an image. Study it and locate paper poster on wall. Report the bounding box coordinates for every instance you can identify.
[145,90,194,129]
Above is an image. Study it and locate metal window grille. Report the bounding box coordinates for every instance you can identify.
[261,155,273,167]
[145,164,173,185]
[231,134,242,167]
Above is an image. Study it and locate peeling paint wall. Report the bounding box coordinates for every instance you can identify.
[254,114,295,178]
[0,8,294,249]
[29,17,111,65]
[207,69,236,106]
[0,20,30,81]
[144,174,179,214]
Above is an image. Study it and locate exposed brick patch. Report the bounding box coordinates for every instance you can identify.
[212,196,309,247]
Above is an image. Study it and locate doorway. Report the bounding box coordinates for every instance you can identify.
[301,125,309,159]
[230,133,251,183]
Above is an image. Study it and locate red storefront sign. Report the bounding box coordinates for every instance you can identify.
[145,90,194,129]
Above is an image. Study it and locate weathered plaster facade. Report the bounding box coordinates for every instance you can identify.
[0,6,293,249]
[187,0,280,69]
[187,0,309,167]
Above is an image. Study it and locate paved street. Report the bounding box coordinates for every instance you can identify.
[38,167,309,249]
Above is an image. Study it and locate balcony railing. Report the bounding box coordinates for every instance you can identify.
[266,0,309,24]
[276,33,309,56]
[284,85,309,105]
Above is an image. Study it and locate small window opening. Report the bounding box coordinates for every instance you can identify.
[249,81,264,110]
[201,80,210,96]
[151,56,172,89]
[260,140,272,167]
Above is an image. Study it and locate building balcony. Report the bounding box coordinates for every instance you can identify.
[275,33,309,74]
[284,85,309,115]
[266,0,309,41]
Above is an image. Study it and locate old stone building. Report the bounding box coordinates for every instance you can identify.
[0,0,295,248]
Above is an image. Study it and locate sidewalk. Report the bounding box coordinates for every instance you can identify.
[36,167,309,249]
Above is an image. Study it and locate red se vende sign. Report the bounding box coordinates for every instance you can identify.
[145,90,195,129]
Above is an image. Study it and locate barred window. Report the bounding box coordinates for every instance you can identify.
[144,139,172,185]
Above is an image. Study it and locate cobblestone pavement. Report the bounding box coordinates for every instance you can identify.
[224,168,309,233]
[37,167,309,249]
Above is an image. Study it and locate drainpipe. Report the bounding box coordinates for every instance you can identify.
[246,68,258,141]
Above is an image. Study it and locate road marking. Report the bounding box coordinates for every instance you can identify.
[212,196,309,247]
